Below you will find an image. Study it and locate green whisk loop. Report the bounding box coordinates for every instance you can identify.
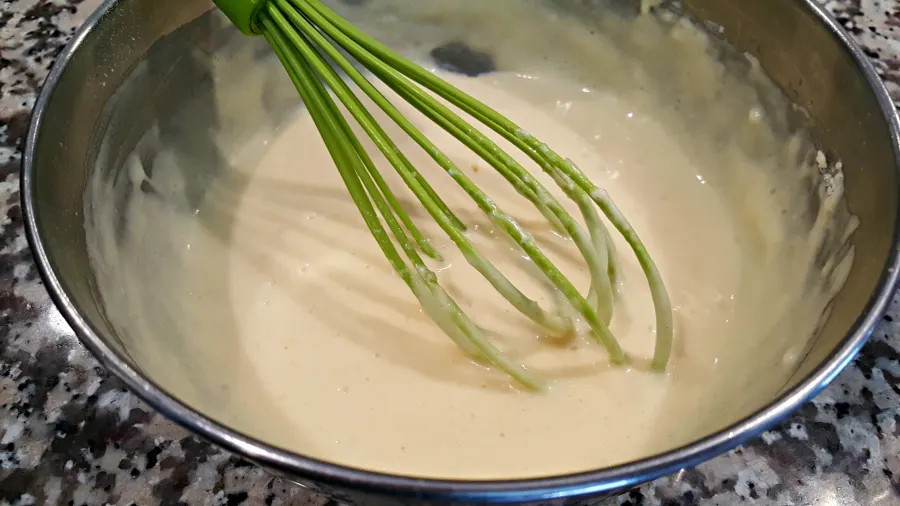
[213,0,675,388]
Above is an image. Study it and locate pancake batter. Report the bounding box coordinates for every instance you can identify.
[85,0,857,480]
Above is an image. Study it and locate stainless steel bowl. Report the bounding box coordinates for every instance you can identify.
[22,0,900,503]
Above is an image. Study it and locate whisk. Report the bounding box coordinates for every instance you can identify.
[214,0,673,389]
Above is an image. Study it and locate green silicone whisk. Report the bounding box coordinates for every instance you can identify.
[213,0,674,389]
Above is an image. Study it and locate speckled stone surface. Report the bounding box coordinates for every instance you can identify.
[1,0,900,504]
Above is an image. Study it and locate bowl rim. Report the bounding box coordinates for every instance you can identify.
[21,0,900,502]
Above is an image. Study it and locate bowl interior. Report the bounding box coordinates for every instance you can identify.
[25,0,900,496]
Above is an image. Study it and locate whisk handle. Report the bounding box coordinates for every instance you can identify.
[214,0,267,35]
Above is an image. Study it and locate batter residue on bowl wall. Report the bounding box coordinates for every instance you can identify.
[85,0,857,480]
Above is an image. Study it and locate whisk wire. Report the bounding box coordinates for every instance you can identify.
[274,0,632,358]
[262,14,546,388]
[267,2,581,338]
[293,0,674,370]
[239,0,675,386]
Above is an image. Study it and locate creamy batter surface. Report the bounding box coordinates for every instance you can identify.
[86,1,857,480]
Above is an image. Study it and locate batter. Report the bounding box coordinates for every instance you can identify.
[85,1,857,480]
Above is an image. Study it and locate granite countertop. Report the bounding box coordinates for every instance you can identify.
[2,0,900,504]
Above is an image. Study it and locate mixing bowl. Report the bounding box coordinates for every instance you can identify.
[22,0,900,503]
